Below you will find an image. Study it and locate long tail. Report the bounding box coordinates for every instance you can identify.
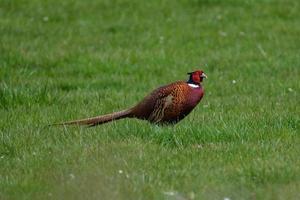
[54,109,132,127]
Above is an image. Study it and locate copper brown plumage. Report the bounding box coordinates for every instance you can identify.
[55,70,207,126]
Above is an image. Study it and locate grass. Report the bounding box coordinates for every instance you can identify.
[0,0,299,199]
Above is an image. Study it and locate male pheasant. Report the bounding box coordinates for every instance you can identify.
[57,70,207,126]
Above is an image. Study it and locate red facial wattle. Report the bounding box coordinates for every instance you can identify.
[192,72,201,83]
[190,71,207,83]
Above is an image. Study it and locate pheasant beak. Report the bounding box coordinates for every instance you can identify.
[200,73,207,79]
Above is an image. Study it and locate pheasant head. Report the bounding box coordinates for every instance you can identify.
[187,70,207,85]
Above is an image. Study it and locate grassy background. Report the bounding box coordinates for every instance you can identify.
[0,0,299,199]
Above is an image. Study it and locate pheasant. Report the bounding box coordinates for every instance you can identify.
[56,70,207,126]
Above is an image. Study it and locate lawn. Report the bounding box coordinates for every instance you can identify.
[0,0,299,199]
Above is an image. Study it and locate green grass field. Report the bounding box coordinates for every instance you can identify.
[1,0,299,199]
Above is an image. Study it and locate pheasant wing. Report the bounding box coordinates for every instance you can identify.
[148,94,174,123]
[132,81,186,123]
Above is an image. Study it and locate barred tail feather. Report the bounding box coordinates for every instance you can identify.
[55,109,132,127]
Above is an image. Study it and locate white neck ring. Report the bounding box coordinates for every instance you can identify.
[188,83,200,88]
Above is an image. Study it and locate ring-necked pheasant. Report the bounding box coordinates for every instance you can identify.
[56,70,207,126]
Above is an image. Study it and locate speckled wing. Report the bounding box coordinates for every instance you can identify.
[148,94,174,123]
[146,81,188,123]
